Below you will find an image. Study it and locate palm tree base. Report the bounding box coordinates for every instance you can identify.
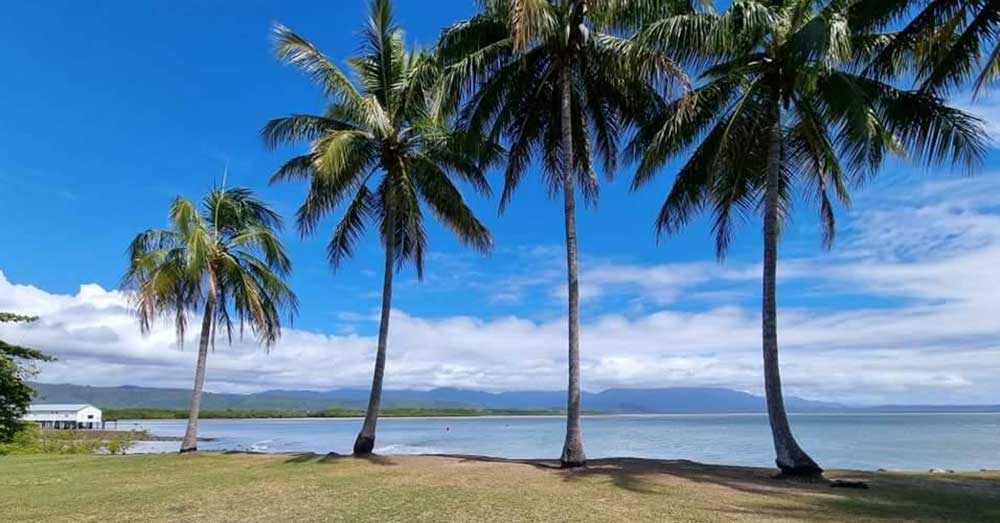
[774,461,824,480]
[353,434,375,455]
[560,445,587,468]
[179,447,197,454]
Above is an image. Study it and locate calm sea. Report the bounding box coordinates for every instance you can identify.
[124,413,1000,471]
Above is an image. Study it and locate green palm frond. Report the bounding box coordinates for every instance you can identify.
[501,0,557,51]
[630,0,988,254]
[261,115,357,150]
[273,24,363,104]
[441,0,690,215]
[627,74,741,189]
[123,187,296,350]
[327,187,375,269]
[230,227,292,276]
[295,164,371,237]
[860,0,1000,98]
[412,156,493,253]
[589,0,713,31]
[922,2,1000,97]
[268,0,495,273]
[270,154,318,184]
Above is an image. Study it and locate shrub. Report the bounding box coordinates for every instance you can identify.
[103,432,138,455]
[0,422,42,454]
[0,424,139,455]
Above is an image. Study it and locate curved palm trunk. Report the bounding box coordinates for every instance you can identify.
[763,104,822,478]
[180,297,214,453]
[559,60,586,468]
[353,234,395,455]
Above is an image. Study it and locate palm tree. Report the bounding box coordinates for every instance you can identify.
[439,0,689,467]
[263,0,495,456]
[123,187,297,453]
[861,0,1000,98]
[630,0,986,477]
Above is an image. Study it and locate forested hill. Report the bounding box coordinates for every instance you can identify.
[28,382,999,413]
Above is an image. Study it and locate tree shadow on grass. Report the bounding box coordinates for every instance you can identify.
[445,455,1000,522]
[353,454,399,466]
[281,452,398,466]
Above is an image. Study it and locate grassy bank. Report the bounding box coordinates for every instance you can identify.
[1,453,997,522]
[0,427,154,455]
[104,407,589,419]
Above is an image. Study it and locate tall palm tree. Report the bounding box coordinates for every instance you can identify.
[860,0,1000,98]
[630,0,986,477]
[264,0,495,456]
[123,187,297,453]
[439,0,689,467]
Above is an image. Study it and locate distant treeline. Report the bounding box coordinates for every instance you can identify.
[103,407,589,420]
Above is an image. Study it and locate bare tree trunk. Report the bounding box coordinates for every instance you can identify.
[354,232,395,455]
[180,297,214,453]
[559,60,586,468]
[762,102,822,478]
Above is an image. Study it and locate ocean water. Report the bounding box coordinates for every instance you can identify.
[123,413,1000,471]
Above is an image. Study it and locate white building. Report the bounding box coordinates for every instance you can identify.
[23,404,103,430]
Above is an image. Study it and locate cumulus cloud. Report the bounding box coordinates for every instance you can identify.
[956,95,1000,145]
[2,176,1000,404]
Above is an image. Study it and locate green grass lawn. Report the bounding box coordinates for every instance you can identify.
[2,453,997,522]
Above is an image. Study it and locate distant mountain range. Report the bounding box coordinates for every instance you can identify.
[29,382,1000,413]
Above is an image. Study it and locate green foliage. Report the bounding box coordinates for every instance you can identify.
[33,431,104,455]
[105,408,326,419]
[0,313,53,443]
[862,0,1000,98]
[629,0,988,254]
[0,424,140,455]
[122,187,298,348]
[0,423,43,454]
[438,0,691,211]
[0,313,38,323]
[103,433,136,455]
[265,0,497,276]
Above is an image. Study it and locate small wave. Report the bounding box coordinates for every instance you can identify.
[375,444,443,455]
[127,441,181,454]
[248,439,275,452]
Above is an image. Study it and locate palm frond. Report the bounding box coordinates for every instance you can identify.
[504,0,557,51]
[124,187,296,350]
[412,156,493,253]
[261,114,357,150]
[327,187,374,269]
[273,24,363,104]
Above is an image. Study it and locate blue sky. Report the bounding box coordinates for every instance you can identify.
[0,0,868,326]
[2,1,1000,404]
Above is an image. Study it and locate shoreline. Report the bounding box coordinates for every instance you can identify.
[115,413,1000,473]
[121,437,1000,474]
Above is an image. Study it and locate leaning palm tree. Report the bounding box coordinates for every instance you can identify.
[123,187,297,453]
[439,0,689,467]
[861,0,1000,98]
[630,0,986,477]
[264,0,495,455]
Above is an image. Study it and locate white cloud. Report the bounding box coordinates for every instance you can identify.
[3,176,1000,404]
[956,96,1000,145]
